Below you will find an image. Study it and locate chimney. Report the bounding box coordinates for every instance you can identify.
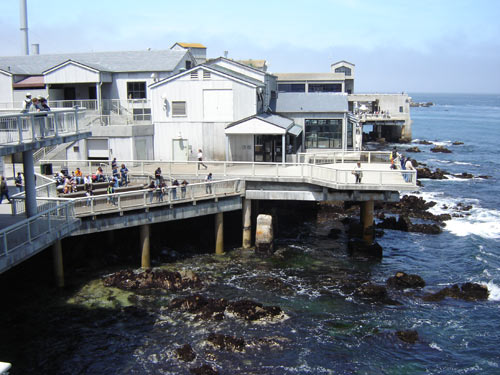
[31,43,39,55]
[224,51,228,58]
[19,0,29,55]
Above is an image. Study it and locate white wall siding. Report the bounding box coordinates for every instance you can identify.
[111,72,156,101]
[0,73,13,104]
[213,60,265,83]
[109,138,134,161]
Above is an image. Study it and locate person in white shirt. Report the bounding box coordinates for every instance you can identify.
[404,158,415,183]
[352,162,363,184]
[197,149,207,170]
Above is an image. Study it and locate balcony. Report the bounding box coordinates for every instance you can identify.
[0,108,91,156]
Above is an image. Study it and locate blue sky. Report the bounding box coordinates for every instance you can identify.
[1,0,499,93]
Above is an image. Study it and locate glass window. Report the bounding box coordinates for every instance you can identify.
[127,82,146,99]
[278,83,305,93]
[399,106,404,113]
[305,119,342,149]
[308,83,342,93]
[185,60,192,70]
[172,101,186,116]
[334,66,352,76]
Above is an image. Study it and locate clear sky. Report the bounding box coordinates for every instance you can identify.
[1,0,499,93]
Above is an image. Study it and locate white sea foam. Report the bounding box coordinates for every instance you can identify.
[486,281,500,301]
[413,193,500,239]
[430,342,443,351]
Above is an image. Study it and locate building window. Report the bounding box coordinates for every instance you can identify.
[172,101,186,116]
[308,83,342,93]
[399,106,404,113]
[305,119,342,149]
[203,71,211,80]
[127,82,146,99]
[190,71,198,79]
[133,108,151,121]
[278,83,305,93]
[271,90,277,99]
[185,60,192,70]
[334,66,352,76]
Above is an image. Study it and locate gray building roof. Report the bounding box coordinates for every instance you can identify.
[0,49,189,75]
[226,112,293,130]
[208,64,264,87]
[276,92,348,113]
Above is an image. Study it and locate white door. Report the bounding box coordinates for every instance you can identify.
[172,139,189,161]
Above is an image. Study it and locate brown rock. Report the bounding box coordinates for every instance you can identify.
[176,344,196,362]
[430,145,452,153]
[396,330,419,344]
[189,364,219,375]
[387,272,426,289]
[423,283,489,302]
[207,333,245,352]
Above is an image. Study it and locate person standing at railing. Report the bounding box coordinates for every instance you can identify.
[351,162,363,184]
[205,173,213,194]
[197,149,208,170]
[107,183,116,206]
[14,172,23,193]
[404,158,415,183]
[111,157,118,170]
[181,180,189,199]
[155,167,162,186]
[148,180,156,203]
[40,98,50,112]
[85,185,93,207]
[0,176,12,204]
[171,179,179,200]
[22,93,32,113]
[120,164,129,187]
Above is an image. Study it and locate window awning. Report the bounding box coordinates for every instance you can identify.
[225,113,294,135]
[288,124,302,136]
[12,76,45,88]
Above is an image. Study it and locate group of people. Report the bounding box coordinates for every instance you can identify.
[390,147,415,182]
[56,159,130,196]
[22,93,51,113]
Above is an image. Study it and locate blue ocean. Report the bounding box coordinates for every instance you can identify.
[1,93,499,374]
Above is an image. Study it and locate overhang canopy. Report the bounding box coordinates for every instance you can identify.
[13,76,44,88]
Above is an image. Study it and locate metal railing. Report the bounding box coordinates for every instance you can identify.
[297,150,392,164]
[0,108,87,145]
[40,159,418,189]
[29,179,243,217]
[0,200,77,263]
[11,174,59,215]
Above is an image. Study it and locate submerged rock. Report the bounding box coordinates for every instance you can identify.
[423,283,489,302]
[226,300,284,322]
[417,140,433,145]
[102,269,202,291]
[377,215,442,234]
[386,272,425,289]
[430,145,452,153]
[452,172,474,179]
[417,167,448,179]
[169,295,228,320]
[354,283,399,305]
[452,141,464,145]
[190,364,219,375]
[175,344,196,362]
[207,333,245,352]
[347,239,383,259]
[396,330,419,344]
[406,146,421,153]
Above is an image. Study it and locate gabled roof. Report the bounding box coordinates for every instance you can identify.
[225,113,294,135]
[237,59,267,70]
[208,64,264,87]
[0,49,189,75]
[331,60,355,67]
[171,42,206,49]
[0,68,12,77]
[42,59,105,74]
[150,64,261,89]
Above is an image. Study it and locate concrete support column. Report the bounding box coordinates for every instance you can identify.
[52,240,64,288]
[281,134,285,164]
[361,200,374,243]
[242,198,252,249]
[215,212,224,254]
[140,224,151,269]
[22,150,37,217]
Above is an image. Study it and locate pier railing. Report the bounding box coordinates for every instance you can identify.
[297,150,391,164]
[0,108,87,145]
[27,179,243,217]
[0,200,78,271]
[40,159,418,189]
[11,174,59,215]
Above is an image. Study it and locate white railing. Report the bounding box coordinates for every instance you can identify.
[11,174,59,215]
[0,108,87,145]
[297,150,392,164]
[30,179,243,217]
[49,99,98,111]
[0,200,77,265]
[40,159,418,189]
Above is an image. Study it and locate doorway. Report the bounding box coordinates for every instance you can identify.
[172,139,189,161]
[254,135,282,162]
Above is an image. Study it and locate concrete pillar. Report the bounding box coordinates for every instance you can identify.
[52,240,64,288]
[281,134,285,164]
[242,198,252,249]
[215,212,224,254]
[140,224,151,269]
[22,150,37,217]
[361,200,374,243]
[255,214,274,254]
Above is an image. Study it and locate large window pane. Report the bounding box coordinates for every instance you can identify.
[305,119,342,149]
[278,83,306,93]
[308,83,342,93]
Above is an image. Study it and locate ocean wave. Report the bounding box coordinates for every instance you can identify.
[414,193,500,239]
[430,342,443,351]
[486,281,500,301]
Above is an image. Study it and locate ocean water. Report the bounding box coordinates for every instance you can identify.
[1,93,500,374]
